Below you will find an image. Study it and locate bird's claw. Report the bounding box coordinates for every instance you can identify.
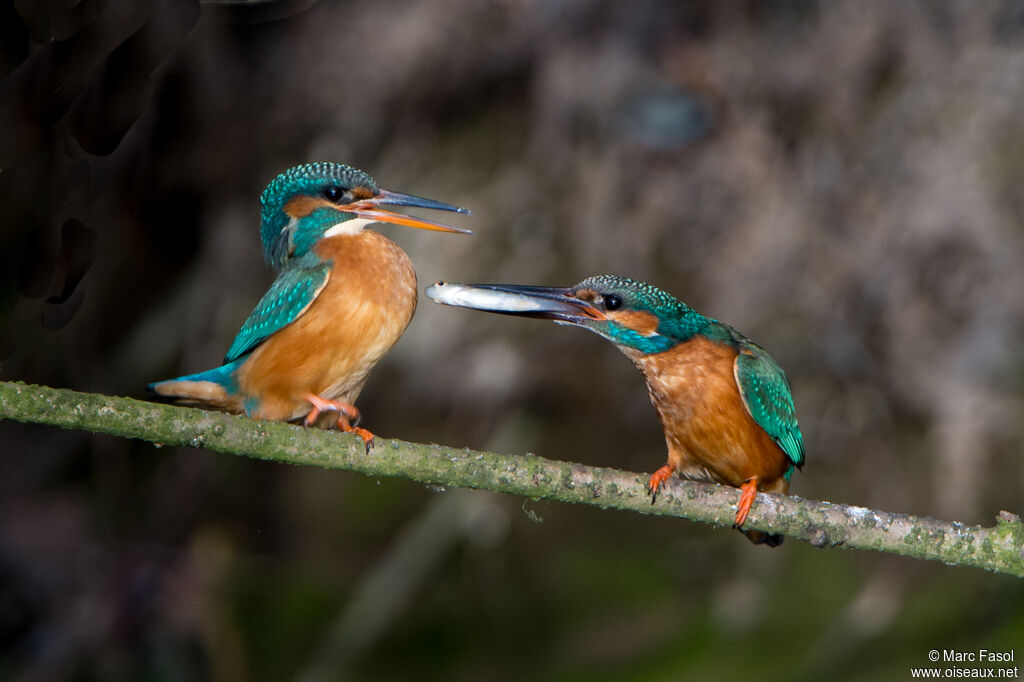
[330,412,375,454]
[349,425,375,454]
[647,465,675,505]
[303,394,373,452]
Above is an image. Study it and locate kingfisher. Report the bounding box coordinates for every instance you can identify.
[149,162,471,447]
[426,275,804,545]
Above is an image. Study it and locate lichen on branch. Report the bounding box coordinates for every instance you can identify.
[1,380,1021,577]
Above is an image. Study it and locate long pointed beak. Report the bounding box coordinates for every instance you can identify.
[424,281,605,324]
[342,189,473,234]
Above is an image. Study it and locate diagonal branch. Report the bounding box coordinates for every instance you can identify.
[1,380,1021,577]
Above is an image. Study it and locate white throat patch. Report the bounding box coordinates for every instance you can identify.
[323,217,374,238]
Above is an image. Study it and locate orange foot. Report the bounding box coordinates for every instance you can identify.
[304,394,375,452]
[647,464,676,504]
[734,477,759,528]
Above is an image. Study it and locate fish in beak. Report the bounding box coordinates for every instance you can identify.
[425,281,605,324]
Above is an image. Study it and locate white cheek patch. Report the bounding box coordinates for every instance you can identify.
[323,217,374,238]
[280,216,299,244]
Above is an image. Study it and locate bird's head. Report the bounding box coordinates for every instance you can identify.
[259,162,471,267]
[426,275,711,355]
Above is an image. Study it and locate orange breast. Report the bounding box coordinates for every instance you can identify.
[629,336,791,493]
[235,230,417,421]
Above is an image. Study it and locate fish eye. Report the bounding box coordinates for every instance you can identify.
[603,294,623,310]
[322,185,345,203]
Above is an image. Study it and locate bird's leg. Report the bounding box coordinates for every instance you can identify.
[304,393,360,426]
[734,476,759,528]
[647,464,676,504]
[304,393,375,452]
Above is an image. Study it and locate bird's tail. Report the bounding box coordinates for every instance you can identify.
[147,359,246,413]
[741,529,784,547]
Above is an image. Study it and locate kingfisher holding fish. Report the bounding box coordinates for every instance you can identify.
[426,276,804,545]
[149,162,471,448]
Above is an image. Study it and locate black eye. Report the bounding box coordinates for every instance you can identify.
[322,185,345,203]
[603,294,622,310]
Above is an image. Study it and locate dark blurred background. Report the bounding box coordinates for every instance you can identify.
[2,1,1023,680]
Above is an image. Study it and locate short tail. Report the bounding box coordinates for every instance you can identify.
[740,529,784,547]
[147,359,245,413]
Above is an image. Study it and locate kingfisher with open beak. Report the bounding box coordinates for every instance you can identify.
[149,162,471,447]
[426,276,804,545]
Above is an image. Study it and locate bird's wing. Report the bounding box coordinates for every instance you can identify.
[224,255,331,363]
[733,342,805,469]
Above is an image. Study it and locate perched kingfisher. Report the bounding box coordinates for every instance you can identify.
[426,276,804,545]
[149,162,471,447]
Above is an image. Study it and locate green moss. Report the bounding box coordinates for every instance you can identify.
[1,380,1022,577]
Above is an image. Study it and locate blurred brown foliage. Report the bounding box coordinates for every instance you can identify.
[1,1,1023,680]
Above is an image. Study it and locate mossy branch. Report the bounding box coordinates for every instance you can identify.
[1,380,1021,577]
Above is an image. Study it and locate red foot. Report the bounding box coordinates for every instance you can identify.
[304,394,375,452]
[305,394,360,426]
[347,425,375,452]
[647,464,676,503]
[734,477,759,528]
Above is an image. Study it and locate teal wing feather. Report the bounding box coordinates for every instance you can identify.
[733,340,805,469]
[224,253,331,363]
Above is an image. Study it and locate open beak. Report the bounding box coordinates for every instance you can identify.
[342,189,473,234]
[424,281,605,324]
